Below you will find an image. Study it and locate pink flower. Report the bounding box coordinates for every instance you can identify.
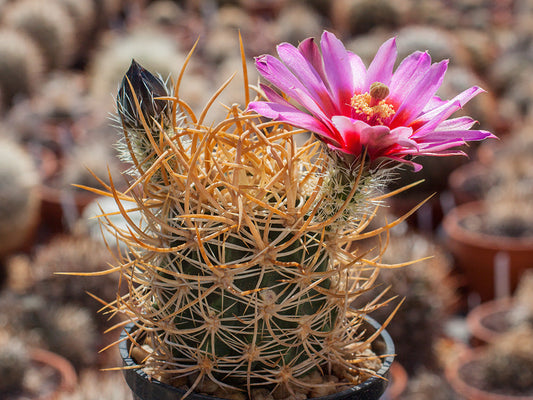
[247,31,496,170]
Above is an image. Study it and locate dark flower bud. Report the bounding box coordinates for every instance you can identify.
[116,59,170,130]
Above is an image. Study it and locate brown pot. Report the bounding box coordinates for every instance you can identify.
[466,297,515,346]
[442,201,533,302]
[7,347,78,400]
[382,362,408,400]
[447,162,493,206]
[445,348,533,400]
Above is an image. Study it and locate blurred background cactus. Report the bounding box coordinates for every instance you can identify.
[0,329,30,395]
[0,135,40,262]
[2,0,76,70]
[356,228,458,374]
[0,29,44,108]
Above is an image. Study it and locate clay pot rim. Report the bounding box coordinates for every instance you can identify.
[448,161,491,197]
[466,297,514,345]
[445,347,533,400]
[443,201,533,251]
[29,347,78,399]
[386,362,408,399]
[448,161,490,186]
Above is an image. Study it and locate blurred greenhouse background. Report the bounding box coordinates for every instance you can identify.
[0,0,532,399]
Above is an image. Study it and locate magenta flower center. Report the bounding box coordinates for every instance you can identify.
[350,82,395,126]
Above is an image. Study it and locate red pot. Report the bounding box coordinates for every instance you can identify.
[466,297,515,346]
[443,201,533,302]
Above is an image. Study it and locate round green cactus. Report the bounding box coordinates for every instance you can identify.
[93,58,404,399]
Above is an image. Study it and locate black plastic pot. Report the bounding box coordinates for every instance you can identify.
[119,317,395,400]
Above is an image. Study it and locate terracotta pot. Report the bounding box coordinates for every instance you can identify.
[466,298,515,346]
[447,162,494,206]
[381,362,408,400]
[445,348,533,400]
[32,348,77,399]
[442,201,533,302]
[6,348,78,400]
[119,317,395,400]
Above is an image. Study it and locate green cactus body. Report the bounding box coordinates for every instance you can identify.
[101,60,390,398]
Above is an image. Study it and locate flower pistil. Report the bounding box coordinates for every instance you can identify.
[350,82,395,126]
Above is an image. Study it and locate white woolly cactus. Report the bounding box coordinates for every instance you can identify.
[89,31,493,399]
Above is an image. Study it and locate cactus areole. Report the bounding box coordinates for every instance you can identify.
[94,32,494,400]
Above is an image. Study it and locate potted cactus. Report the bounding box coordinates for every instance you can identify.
[446,325,533,399]
[86,32,493,399]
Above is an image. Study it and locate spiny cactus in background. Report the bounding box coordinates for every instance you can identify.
[41,304,98,370]
[509,270,533,327]
[401,369,457,400]
[355,229,457,374]
[2,0,76,70]
[0,330,30,394]
[274,3,323,46]
[58,141,125,192]
[0,135,41,259]
[0,291,99,370]
[332,0,402,36]
[0,29,44,107]
[31,234,120,327]
[145,0,184,29]
[95,57,401,399]
[54,0,96,43]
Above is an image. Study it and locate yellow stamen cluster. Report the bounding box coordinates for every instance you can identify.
[351,82,395,125]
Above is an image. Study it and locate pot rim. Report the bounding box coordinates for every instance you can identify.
[443,201,533,251]
[445,348,533,400]
[119,316,395,400]
[466,297,514,345]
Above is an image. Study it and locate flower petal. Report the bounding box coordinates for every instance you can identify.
[435,116,477,131]
[391,59,449,128]
[298,38,328,84]
[331,116,365,154]
[389,51,431,106]
[248,100,342,147]
[416,129,496,143]
[365,37,397,89]
[349,52,367,94]
[320,31,354,114]
[255,55,341,128]
[277,42,337,115]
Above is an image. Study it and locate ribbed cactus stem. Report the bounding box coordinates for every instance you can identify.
[102,60,395,398]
